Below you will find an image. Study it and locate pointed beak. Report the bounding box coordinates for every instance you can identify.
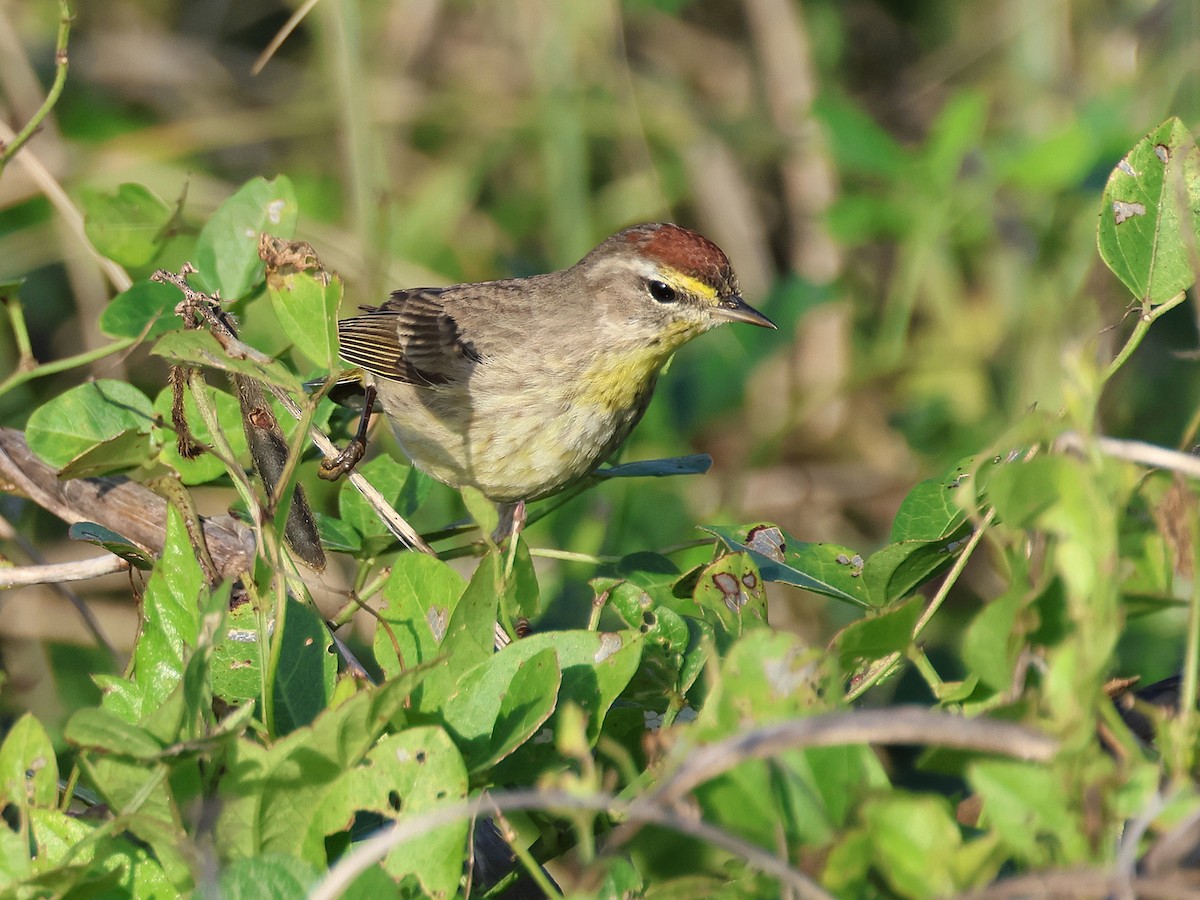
[711,294,776,329]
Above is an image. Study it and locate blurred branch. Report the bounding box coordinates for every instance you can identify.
[0,554,128,588]
[251,0,322,75]
[0,0,71,177]
[0,427,253,580]
[0,116,130,292]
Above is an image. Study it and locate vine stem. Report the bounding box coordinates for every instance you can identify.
[0,1,72,175]
[1099,290,1187,387]
[846,507,996,702]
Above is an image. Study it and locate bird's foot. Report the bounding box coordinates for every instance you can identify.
[318,439,366,481]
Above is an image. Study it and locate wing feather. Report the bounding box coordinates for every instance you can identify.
[337,287,481,387]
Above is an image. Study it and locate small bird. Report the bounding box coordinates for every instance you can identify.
[321,223,775,508]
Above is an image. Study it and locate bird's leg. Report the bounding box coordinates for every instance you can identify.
[492,500,527,546]
[319,384,377,481]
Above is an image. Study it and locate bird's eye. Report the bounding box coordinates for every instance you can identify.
[647,280,677,304]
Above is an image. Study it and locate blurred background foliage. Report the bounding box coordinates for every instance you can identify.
[2,0,1200,720]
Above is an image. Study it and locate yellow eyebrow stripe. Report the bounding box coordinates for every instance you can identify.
[666,272,719,303]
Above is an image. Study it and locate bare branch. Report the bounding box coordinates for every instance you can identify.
[0,554,128,588]
[0,427,253,580]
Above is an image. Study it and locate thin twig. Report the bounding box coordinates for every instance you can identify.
[251,0,322,75]
[310,788,830,900]
[0,553,128,588]
[647,706,1056,807]
[0,1,71,174]
[1059,432,1200,481]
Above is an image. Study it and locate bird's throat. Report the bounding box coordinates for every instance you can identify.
[575,343,676,414]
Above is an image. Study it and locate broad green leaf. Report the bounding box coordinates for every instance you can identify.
[444,630,642,760]
[82,183,172,267]
[316,728,468,897]
[1097,117,1200,305]
[694,631,829,737]
[476,647,560,771]
[418,553,504,711]
[194,176,298,300]
[338,454,420,540]
[29,809,175,896]
[890,458,972,541]
[962,586,1029,691]
[314,512,361,553]
[99,280,182,340]
[833,596,923,668]
[373,552,468,681]
[703,524,871,608]
[0,714,58,811]
[152,329,303,393]
[25,380,154,470]
[690,552,768,637]
[97,506,205,723]
[218,856,319,899]
[968,759,1090,866]
[211,594,262,708]
[271,596,336,737]
[64,708,164,759]
[863,794,964,898]
[861,537,964,608]
[215,668,426,863]
[55,426,155,478]
[266,268,341,369]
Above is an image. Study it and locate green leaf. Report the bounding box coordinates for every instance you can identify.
[890,458,972,541]
[211,592,263,708]
[1097,117,1200,305]
[194,176,298,300]
[218,856,319,899]
[56,426,156,478]
[28,809,175,896]
[64,707,164,759]
[962,586,1029,691]
[215,669,427,863]
[860,537,963,608]
[863,793,964,898]
[703,524,871,608]
[314,512,361,553]
[68,522,155,569]
[338,454,420,540]
[318,728,468,896]
[444,646,560,771]
[82,183,172,267]
[266,269,342,369]
[833,596,923,668]
[690,552,768,637]
[271,596,336,737]
[151,330,303,393]
[444,630,642,768]
[98,506,205,724]
[477,647,561,770]
[968,759,1090,865]
[99,280,182,340]
[373,552,468,681]
[0,714,58,811]
[25,380,155,471]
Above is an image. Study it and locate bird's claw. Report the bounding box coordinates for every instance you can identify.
[319,439,366,481]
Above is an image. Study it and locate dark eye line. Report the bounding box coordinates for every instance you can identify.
[646,279,678,304]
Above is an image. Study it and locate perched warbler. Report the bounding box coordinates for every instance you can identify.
[321,223,775,507]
